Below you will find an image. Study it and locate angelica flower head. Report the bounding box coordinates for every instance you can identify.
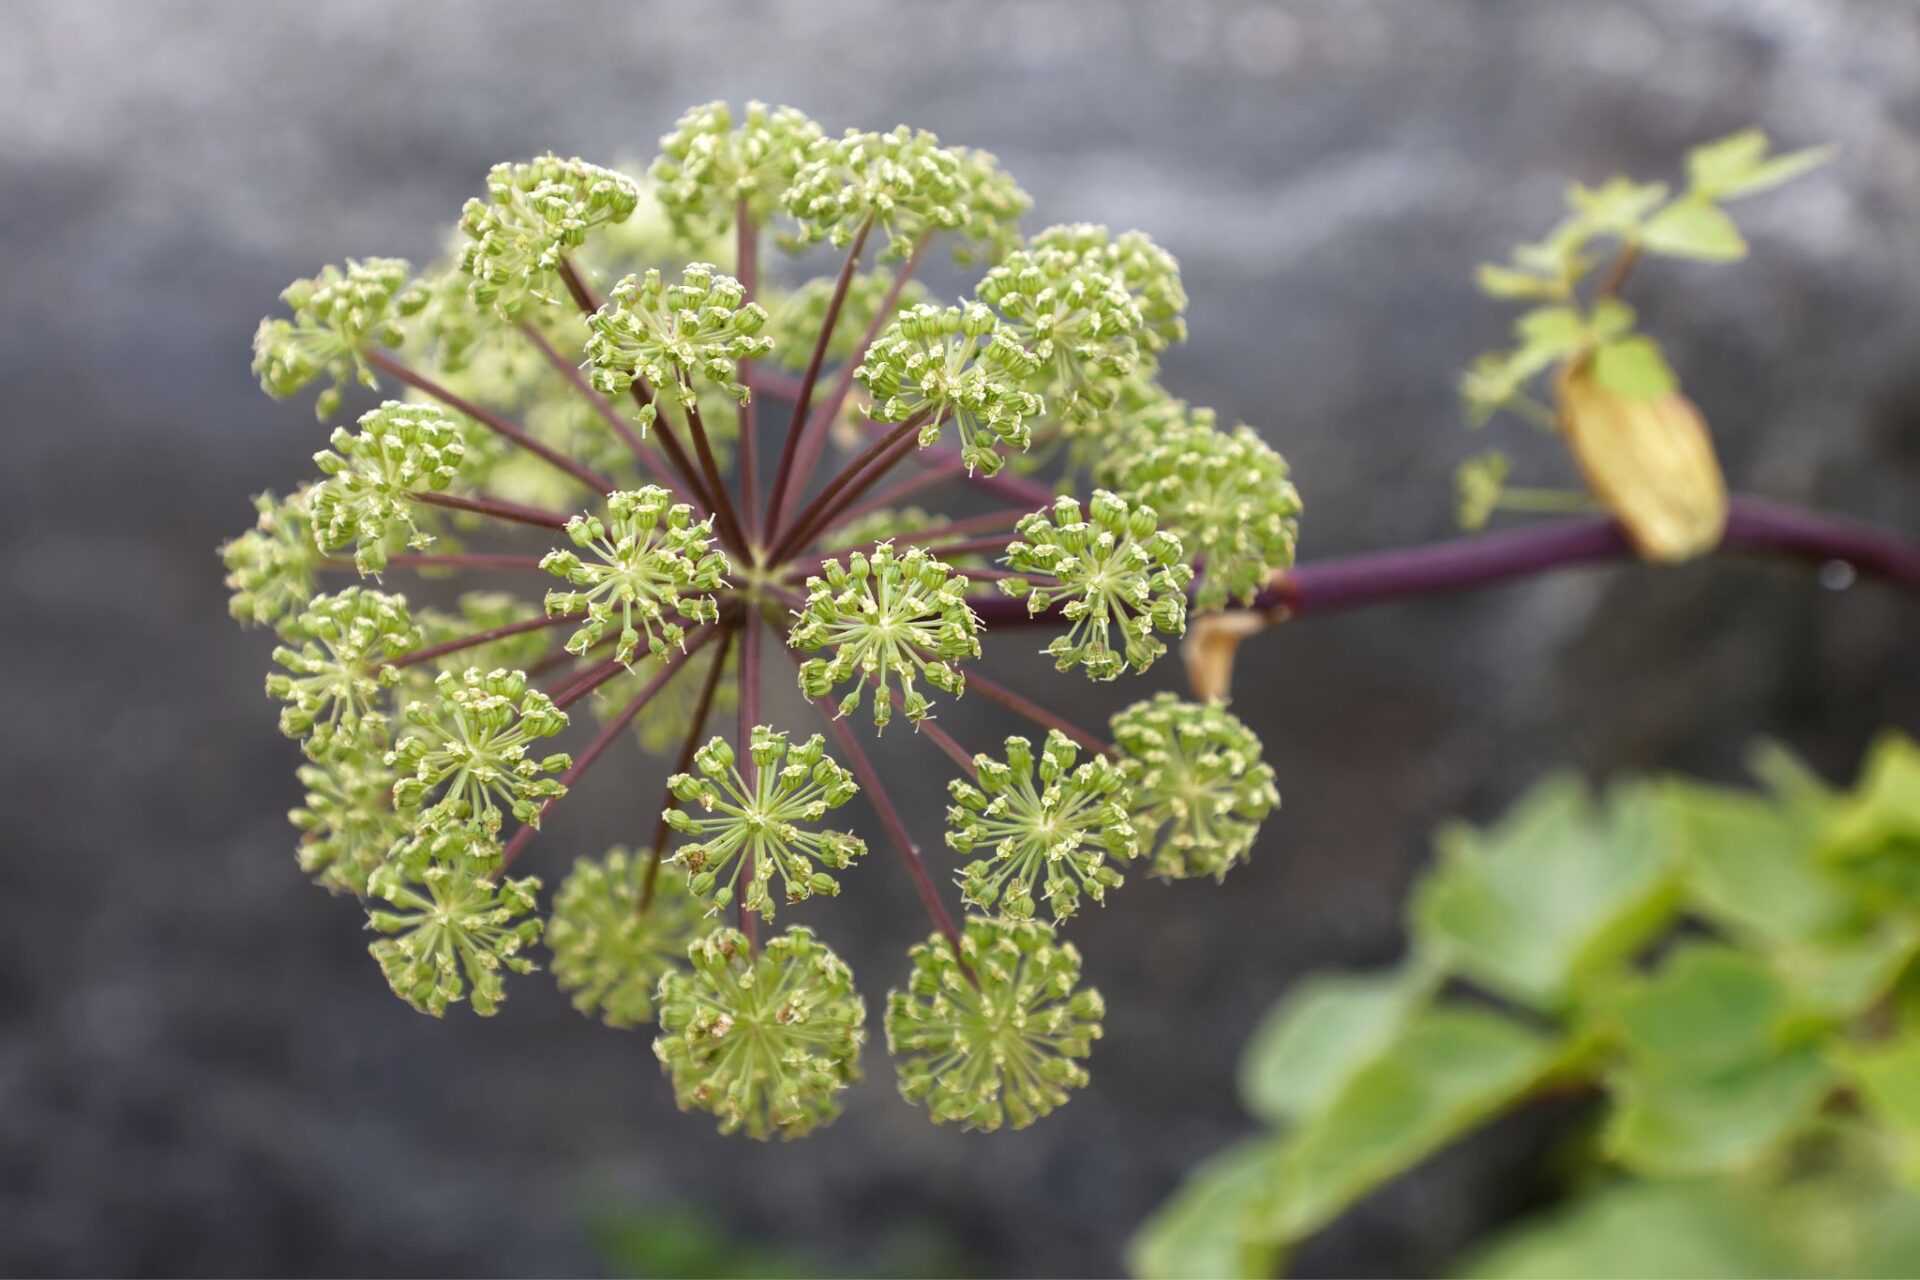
[547,846,705,1029]
[366,825,542,1017]
[310,400,467,574]
[789,543,981,731]
[976,242,1145,423]
[585,263,772,422]
[857,301,1044,477]
[664,727,866,919]
[1111,694,1278,881]
[265,587,418,757]
[1000,491,1193,680]
[1030,224,1188,354]
[252,257,424,419]
[222,489,322,631]
[947,730,1137,921]
[887,916,1104,1131]
[651,101,822,240]
[654,926,867,1140]
[459,155,641,318]
[290,753,405,898]
[539,487,729,666]
[388,667,571,837]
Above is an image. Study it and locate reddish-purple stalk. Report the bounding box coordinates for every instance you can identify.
[906,444,1054,509]
[677,381,749,555]
[515,318,690,501]
[364,348,613,494]
[778,634,970,973]
[961,669,1113,758]
[778,230,932,518]
[547,656,626,707]
[321,551,547,573]
[410,489,572,531]
[770,411,933,563]
[764,219,875,533]
[805,507,1028,570]
[641,624,736,912]
[387,608,585,671]
[904,703,978,779]
[736,611,763,952]
[734,202,761,541]
[499,623,718,870]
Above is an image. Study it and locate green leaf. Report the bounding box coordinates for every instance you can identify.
[1641,200,1749,262]
[1843,1034,1920,1182]
[1821,732,1920,908]
[1592,335,1679,399]
[1128,1138,1288,1280]
[1771,922,1919,1019]
[1513,305,1587,356]
[1568,176,1670,235]
[1686,129,1832,201]
[1250,1006,1555,1244]
[1456,1179,1800,1280]
[1474,262,1560,301]
[1614,945,1787,1074]
[1608,1049,1834,1177]
[1413,777,1680,1011]
[1667,778,1847,944]
[1237,964,1434,1127]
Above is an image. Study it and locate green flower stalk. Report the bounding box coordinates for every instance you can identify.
[886,916,1105,1131]
[291,754,405,898]
[1000,491,1193,680]
[310,400,467,574]
[251,257,424,419]
[857,301,1045,477]
[221,489,322,631]
[547,846,704,1029]
[366,825,543,1017]
[651,100,823,240]
[265,588,419,756]
[654,926,867,1140]
[663,727,866,919]
[1105,418,1302,611]
[789,542,981,731]
[539,487,729,666]
[947,731,1138,921]
[1110,694,1279,881]
[388,667,571,836]
[458,154,642,318]
[584,263,772,423]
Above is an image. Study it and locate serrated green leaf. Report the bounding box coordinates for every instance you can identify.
[1667,779,1847,944]
[1608,1049,1833,1177]
[1128,1138,1288,1280]
[1237,964,1434,1127]
[1250,1006,1555,1244]
[1772,922,1919,1019]
[1592,335,1679,399]
[1641,200,1748,262]
[1414,777,1680,1011]
[1614,945,1789,1074]
[1687,129,1831,201]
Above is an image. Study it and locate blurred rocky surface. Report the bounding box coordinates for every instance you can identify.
[2,1,1917,1275]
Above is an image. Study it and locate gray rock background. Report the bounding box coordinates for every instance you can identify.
[2,0,1917,1275]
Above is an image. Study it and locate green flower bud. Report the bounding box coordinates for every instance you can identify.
[886,916,1104,1130]
[663,726,866,921]
[947,730,1138,921]
[252,257,423,419]
[309,400,467,575]
[366,825,542,1017]
[547,846,704,1029]
[584,263,772,419]
[1029,224,1187,354]
[387,667,570,837]
[458,155,641,318]
[789,542,981,732]
[266,587,418,757]
[1110,694,1278,881]
[999,491,1193,680]
[221,489,323,633]
[856,302,1044,477]
[976,241,1145,424]
[538,486,729,667]
[290,752,405,898]
[654,926,867,1140]
[651,100,822,240]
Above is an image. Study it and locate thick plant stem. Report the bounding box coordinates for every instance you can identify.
[387,609,586,671]
[766,218,874,533]
[962,497,1920,626]
[737,613,762,952]
[771,412,930,563]
[781,230,932,517]
[498,623,718,870]
[734,202,761,541]
[364,349,613,494]
[779,637,969,970]
[642,625,736,912]
[962,669,1113,758]
[516,318,689,501]
[410,489,572,531]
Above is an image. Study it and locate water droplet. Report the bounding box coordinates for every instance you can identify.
[1818,560,1857,591]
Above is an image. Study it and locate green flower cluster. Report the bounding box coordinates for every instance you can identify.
[651,100,823,240]
[664,727,866,919]
[266,587,418,755]
[857,301,1044,477]
[789,542,980,730]
[221,489,321,630]
[389,667,571,837]
[1001,491,1193,679]
[785,125,977,258]
[547,846,705,1029]
[886,916,1105,1130]
[1111,693,1279,881]
[252,257,424,419]
[539,486,729,666]
[975,242,1145,423]
[948,730,1137,920]
[585,263,772,422]
[367,825,543,1017]
[459,155,641,317]
[655,927,867,1139]
[310,400,467,573]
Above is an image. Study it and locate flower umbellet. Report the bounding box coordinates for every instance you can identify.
[224,108,1894,1141]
